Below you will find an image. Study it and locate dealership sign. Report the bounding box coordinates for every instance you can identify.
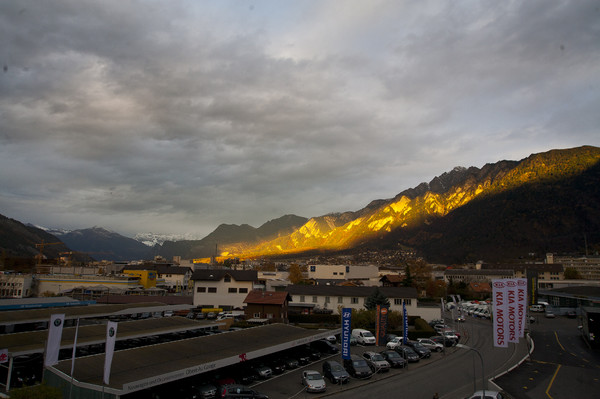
[341,308,352,360]
[493,278,527,348]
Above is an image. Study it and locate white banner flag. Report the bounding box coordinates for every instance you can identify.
[506,279,518,343]
[517,278,528,338]
[492,280,508,348]
[103,321,118,385]
[44,314,65,366]
[0,349,8,363]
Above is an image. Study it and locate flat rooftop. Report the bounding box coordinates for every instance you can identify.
[0,316,218,356]
[0,302,180,326]
[48,324,340,396]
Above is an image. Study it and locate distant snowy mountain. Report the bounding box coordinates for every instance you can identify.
[134,232,202,246]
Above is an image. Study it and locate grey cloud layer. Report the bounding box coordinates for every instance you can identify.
[1,0,598,237]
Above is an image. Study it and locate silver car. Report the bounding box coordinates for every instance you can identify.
[362,351,390,373]
[301,370,326,393]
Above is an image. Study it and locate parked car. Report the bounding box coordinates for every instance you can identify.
[288,349,310,366]
[545,310,556,318]
[298,344,322,361]
[251,363,272,380]
[265,357,286,375]
[219,384,268,399]
[417,338,444,352]
[310,339,339,354]
[405,340,431,359]
[394,346,420,362]
[441,330,460,342]
[380,350,406,368]
[192,382,218,399]
[362,351,390,373]
[322,360,350,384]
[282,356,300,370]
[430,335,456,347]
[384,333,398,344]
[343,355,373,379]
[301,370,327,393]
[566,310,577,318]
[386,336,404,349]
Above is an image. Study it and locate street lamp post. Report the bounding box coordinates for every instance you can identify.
[456,343,485,398]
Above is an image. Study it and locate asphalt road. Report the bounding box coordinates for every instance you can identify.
[495,314,600,399]
[253,316,531,399]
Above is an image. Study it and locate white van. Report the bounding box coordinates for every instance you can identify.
[351,329,376,345]
[529,305,544,312]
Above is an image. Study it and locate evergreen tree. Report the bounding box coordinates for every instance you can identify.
[364,288,391,310]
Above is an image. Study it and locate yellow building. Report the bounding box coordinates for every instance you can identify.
[122,269,157,289]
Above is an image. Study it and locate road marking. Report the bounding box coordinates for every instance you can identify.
[545,364,561,399]
[554,332,565,352]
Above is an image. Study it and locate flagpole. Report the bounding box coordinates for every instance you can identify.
[69,318,80,399]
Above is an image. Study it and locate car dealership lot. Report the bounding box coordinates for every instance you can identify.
[251,341,450,398]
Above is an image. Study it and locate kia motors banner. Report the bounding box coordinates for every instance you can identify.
[376,305,389,346]
[402,301,408,343]
[505,279,519,343]
[44,314,65,366]
[517,278,527,337]
[104,321,118,385]
[492,280,508,348]
[341,308,352,360]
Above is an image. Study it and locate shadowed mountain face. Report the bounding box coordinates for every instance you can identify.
[218,146,600,262]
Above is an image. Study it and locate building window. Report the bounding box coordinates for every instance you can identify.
[228,288,237,293]
[224,276,231,282]
[239,288,248,293]
[404,299,412,305]
[310,266,316,272]
[325,296,330,303]
[267,313,273,319]
[351,297,358,304]
[300,295,305,302]
[338,296,343,304]
[208,287,217,293]
[312,296,318,303]
[333,272,338,275]
[394,298,402,305]
[346,266,350,273]
[197,287,206,293]
[254,313,261,318]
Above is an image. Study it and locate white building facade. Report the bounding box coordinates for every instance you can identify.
[190,269,258,310]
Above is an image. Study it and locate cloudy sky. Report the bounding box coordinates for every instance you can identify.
[1,1,599,239]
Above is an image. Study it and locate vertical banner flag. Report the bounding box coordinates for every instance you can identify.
[402,301,408,344]
[506,279,518,343]
[0,349,8,363]
[341,308,352,360]
[103,321,118,385]
[527,269,538,306]
[376,305,389,346]
[44,314,65,366]
[517,278,528,338]
[492,280,508,348]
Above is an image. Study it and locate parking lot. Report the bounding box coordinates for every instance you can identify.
[250,339,452,399]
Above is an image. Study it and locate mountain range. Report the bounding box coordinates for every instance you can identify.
[1,146,599,264]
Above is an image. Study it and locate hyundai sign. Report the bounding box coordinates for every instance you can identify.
[341,308,352,360]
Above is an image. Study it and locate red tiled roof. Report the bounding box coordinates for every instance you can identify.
[469,282,491,293]
[243,290,291,305]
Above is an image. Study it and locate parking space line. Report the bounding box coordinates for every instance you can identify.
[553,332,565,352]
[545,364,561,399]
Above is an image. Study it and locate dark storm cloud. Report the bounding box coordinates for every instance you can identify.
[0,0,598,238]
